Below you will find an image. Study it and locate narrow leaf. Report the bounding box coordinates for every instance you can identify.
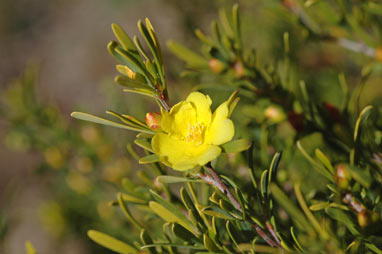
[354,105,373,142]
[111,23,140,59]
[221,139,251,153]
[139,154,160,164]
[71,112,154,134]
[134,139,153,152]
[87,230,137,254]
[167,40,208,68]
[315,149,335,174]
[157,175,201,184]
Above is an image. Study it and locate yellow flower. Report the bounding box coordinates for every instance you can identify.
[152,92,235,171]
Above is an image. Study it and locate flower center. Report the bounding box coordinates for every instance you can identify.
[184,123,205,145]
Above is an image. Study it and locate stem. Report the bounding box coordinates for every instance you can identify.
[282,0,378,59]
[343,192,365,213]
[200,163,280,248]
[266,222,282,246]
[157,95,171,112]
[204,164,242,212]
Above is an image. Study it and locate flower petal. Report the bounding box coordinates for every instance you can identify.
[161,101,196,136]
[186,92,212,126]
[152,132,221,171]
[205,101,235,145]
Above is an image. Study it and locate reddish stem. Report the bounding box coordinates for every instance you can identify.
[200,163,280,248]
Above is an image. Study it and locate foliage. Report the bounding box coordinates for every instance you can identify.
[3,0,382,253]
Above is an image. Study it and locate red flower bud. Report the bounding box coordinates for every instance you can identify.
[287,111,304,132]
[233,61,245,78]
[208,58,226,73]
[358,210,371,228]
[145,112,161,130]
[376,46,382,62]
[323,102,341,122]
[335,164,351,190]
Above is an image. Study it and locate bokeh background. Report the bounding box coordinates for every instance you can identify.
[0,1,232,253]
[1,0,381,253]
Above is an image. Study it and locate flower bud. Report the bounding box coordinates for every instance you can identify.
[287,111,304,132]
[376,46,382,62]
[358,210,371,228]
[265,106,286,123]
[335,164,351,190]
[208,58,226,73]
[116,65,136,79]
[323,102,341,122]
[145,112,161,130]
[233,61,245,78]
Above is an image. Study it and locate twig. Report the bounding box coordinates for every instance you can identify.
[266,222,282,246]
[199,163,280,248]
[282,0,379,59]
[343,193,365,213]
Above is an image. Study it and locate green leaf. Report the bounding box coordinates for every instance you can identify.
[139,154,160,164]
[134,139,153,152]
[167,40,208,68]
[226,221,243,253]
[121,193,148,205]
[137,20,163,84]
[108,41,142,75]
[114,75,151,90]
[145,18,163,64]
[71,112,154,134]
[141,243,204,250]
[106,110,150,130]
[268,152,282,184]
[309,202,329,211]
[260,170,269,198]
[123,88,156,98]
[156,175,201,184]
[87,230,137,254]
[115,47,152,83]
[149,201,196,235]
[172,223,199,243]
[365,243,382,254]
[354,105,373,142]
[203,233,220,252]
[315,149,335,175]
[296,141,333,181]
[133,36,150,62]
[202,207,236,220]
[118,193,143,229]
[140,229,155,254]
[150,190,197,234]
[345,164,372,188]
[111,23,140,60]
[180,187,197,211]
[325,208,359,235]
[221,139,251,153]
[269,183,313,233]
[290,227,303,252]
[232,4,242,49]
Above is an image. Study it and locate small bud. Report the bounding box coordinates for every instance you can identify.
[233,61,245,78]
[358,210,371,228]
[265,106,286,123]
[323,102,341,122]
[287,111,304,132]
[116,65,136,79]
[145,112,161,130]
[208,58,226,73]
[376,46,382,62]
[335,164,351,190]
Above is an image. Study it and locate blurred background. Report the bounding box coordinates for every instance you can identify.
[0,1,234,253]
[0,0,381,253]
